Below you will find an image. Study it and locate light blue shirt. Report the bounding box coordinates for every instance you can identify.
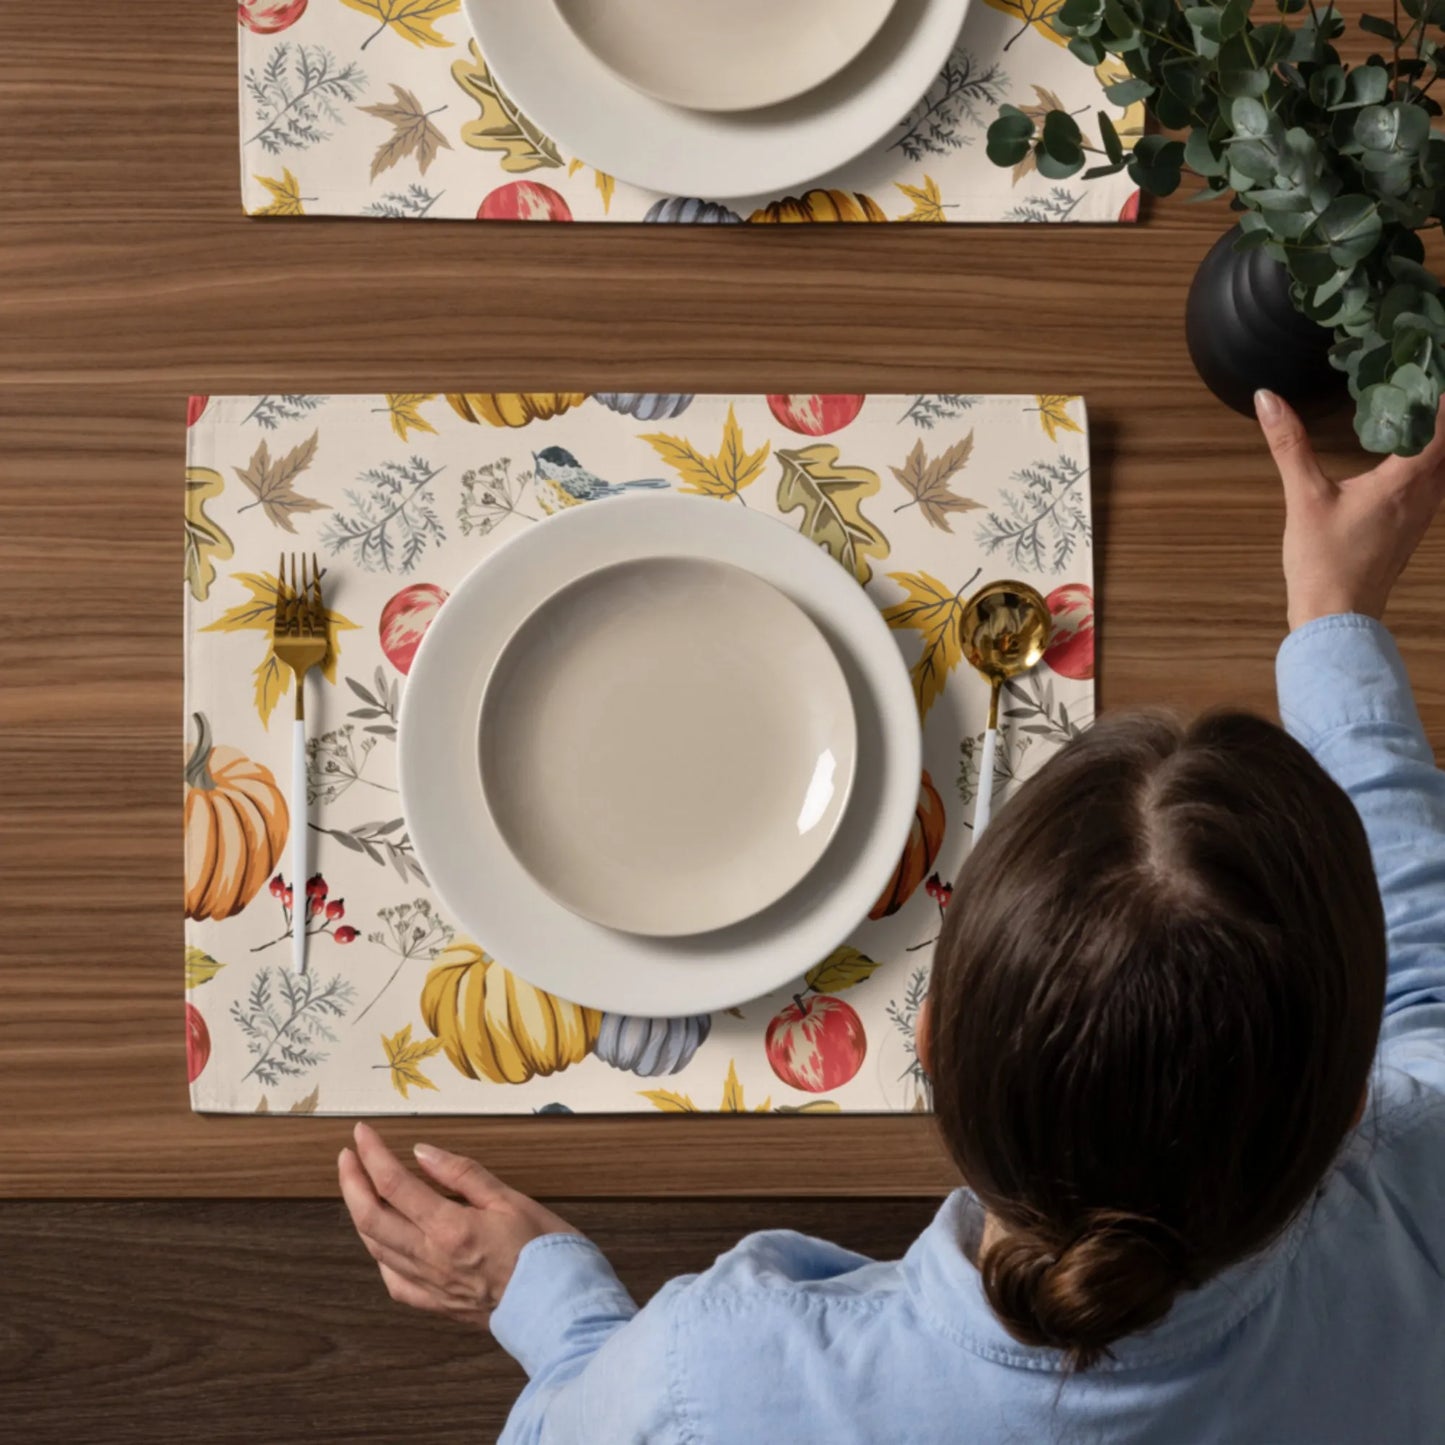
[493,615,1445,1444]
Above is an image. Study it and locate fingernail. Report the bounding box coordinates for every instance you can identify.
[413,1142,441,1164]
[338,1147,351,1167]
[1254,389,1281,423]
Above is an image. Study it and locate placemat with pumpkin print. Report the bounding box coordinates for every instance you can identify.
[237,3,1142,224]
[184,392,1095,1114]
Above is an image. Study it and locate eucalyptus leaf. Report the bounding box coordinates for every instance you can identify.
[1230,96,1273,138]
[1184,126,1226,176]
[1068,34,1107,64]
[1099,110,1125,166]
[1317,196,1382,267]
[1105,76,1154,105]
[1358,13,1403,40]
[1037,147,1087,180]
[1229,138,1281,182]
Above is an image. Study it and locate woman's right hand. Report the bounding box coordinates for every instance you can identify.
[1255,389,1445,631]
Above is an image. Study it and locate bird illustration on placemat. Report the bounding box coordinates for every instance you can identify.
[533,446,670,514]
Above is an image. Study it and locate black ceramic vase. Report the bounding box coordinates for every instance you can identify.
[1185,224,1345,417]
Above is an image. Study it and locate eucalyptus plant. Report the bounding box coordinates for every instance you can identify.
[987,0,1445,454]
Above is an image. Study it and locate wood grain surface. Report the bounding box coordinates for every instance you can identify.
[2,0,1443,1198]
[0,1196,938,1442]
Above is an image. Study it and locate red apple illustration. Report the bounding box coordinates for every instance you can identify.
[766,394,866,436]
[186,1003,211,1084]
[187,395,209,426]
[239,0,309,33]
[478,182,574,222]
[1043,583,1094,681]
[380,583,449,675]
[765,994,866,1093]
[1119,189,1141,223]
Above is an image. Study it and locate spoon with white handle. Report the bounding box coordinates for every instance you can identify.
[958,580,1052,839]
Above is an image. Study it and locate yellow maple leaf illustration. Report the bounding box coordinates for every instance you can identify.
[641,1059,770,1114]
[252,168,307,217]
[982,0,1067,50]
[895,175,948,223]
[377,393,439,441]
[201,571,359,728]
[568,157,616,214]
[339,0,460,50]
[1034,394,1084,443]
[638,1086,698,1112]
[381,1024,445,1099]
[640,404,770,504]
[882,571,969,722]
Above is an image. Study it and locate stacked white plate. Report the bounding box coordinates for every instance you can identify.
[463,0,973,200]
[399,496,921,1016]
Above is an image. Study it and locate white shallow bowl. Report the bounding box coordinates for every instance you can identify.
[400,495,921,1017]
[552,0,899,114]
[478,555,858,937]
[464,0,971,200]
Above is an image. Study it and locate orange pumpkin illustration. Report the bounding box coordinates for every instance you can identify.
[184,711,289,921]
[748,189,887,224]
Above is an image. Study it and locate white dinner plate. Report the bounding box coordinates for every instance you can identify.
[400,495,920,1017]
[478,555,858,937]
[463,0,971,200]
[552,0,898,114]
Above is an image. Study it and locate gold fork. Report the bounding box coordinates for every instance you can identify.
[273,553,328,973]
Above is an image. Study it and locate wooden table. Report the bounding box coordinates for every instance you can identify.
[9,3,1445,1438]
[5,1,1444,1205]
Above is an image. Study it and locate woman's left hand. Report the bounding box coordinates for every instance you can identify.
[338,1121,580,1327]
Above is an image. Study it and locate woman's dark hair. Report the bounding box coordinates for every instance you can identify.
[929,711,1386,1370]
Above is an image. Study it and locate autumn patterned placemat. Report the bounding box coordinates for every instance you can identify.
[237,2,1141,224]
[184,391,1095,1114]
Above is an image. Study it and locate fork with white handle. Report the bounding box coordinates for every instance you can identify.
[271,553,328,973]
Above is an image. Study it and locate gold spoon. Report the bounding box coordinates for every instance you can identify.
[958,579,1052,837]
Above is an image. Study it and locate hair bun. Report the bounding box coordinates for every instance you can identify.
[981,1212,1190,1369]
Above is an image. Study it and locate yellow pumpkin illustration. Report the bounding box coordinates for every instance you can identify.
[748,189,887,224]
[183,711,288,921]
[444,392,587,427]
[421,939,601,1084]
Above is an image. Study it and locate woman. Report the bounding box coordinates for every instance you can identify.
[339,392,1445,1444]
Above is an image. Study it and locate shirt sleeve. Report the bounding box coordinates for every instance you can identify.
[492,1233,686,1445]
[1276,614,1445,1089]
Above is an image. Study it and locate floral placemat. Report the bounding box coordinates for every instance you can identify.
[184,391,1095,1114]
[237,2,1141,223]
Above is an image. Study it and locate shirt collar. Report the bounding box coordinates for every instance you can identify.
[904,1187,1314,1373]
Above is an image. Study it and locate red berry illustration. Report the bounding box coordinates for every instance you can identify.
[925,872,943,902]
[283,886,294,910]
[269,874,286,898]
[765,994,866,1093]
[306,873,328,900]
[186,1003,211,1084]
[326,898,345,923]
[334,925,359,944]
[938,882,954,908]
[307,894,323,919]
[186,395,210,426]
